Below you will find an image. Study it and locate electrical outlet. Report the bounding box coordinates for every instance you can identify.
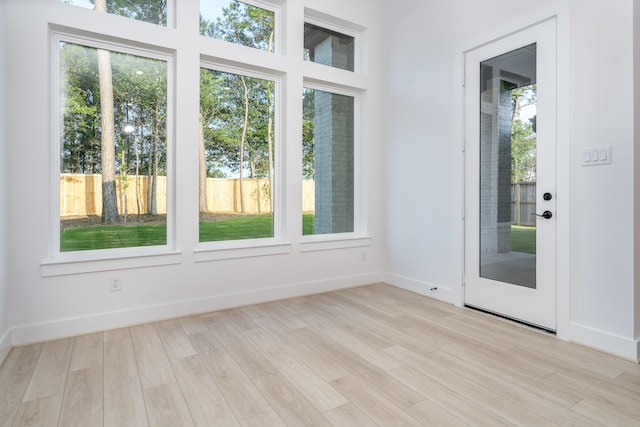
[109,276,123,292]
[360,251,367,261]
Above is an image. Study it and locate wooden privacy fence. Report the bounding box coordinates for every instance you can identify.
[511,182,536,226]
[60,174,316,216]
[60,174,168,217]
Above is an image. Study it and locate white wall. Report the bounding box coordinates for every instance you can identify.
[0,0,10,364]
[569,0,637,359]
[384,0,639,361]
[634,0,640,357]
[4,0,385,345]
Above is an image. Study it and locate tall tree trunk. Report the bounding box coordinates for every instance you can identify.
[199,113,207,213]
[150,105,159,216]
[147,143,152,213]
[134,116,141,221]
[267,90,274,213]
[152,141,158,215]
[512,92,522,123]
[249,159,261,214]
[119,148,128,223]
[239,76,249,214]
[267,32,275,214]
[96,0,119,223]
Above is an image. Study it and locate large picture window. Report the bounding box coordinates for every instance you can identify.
[303,87,355,235]
[199,67,276,242]
[46,3,365,269]
[58,39,168,252]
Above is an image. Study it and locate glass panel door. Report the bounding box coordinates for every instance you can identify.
[464,18,557,331]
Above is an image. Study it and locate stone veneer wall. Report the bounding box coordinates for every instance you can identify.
[313,35,354,234]
[480,76,513,253]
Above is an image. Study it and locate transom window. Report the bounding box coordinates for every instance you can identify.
[61,0,168,26]
[304,22,355,72]
[200,0,276,53]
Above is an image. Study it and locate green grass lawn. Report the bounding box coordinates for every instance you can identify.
[63,216,532,253]
[511,225,536,254]
[61,224,167,252]
[200,215,274,242]
[61,214,318,251]
[302,213,314,235]
[199,213,316,241]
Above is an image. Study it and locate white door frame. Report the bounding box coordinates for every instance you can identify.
[458,14,571,340]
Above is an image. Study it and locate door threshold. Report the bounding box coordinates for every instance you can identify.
[464,304,556,335]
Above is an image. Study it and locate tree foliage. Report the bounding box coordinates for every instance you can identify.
[61,44,167,177]
[511,85,537,183]
[511,119,536,182]
[62,1,285,219]
[105,0,166,25]
[199,68,275,212]
[302,88,315,180]
[60,39,167,219]
[199,2,276,213]
[200,1,275,53]
[80,0,167,25]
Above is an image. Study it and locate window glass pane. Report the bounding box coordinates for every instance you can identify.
[59,41,168,251]
[199,68,275,242]
[61,0,167,26]
[479,44,537,288]
[200,1,275,53]
[302,87,354,235]
[304,23,354,72]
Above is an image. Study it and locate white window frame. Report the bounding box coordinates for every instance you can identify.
[194,59,290,262]
[299,80,370,252]
[299,10,370,252]
[40,3,369,273]
[43,30,179,276]
[199,0,282,55]
[303,8,365,73]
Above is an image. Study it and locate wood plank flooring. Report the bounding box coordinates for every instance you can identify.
[1,283,639,426]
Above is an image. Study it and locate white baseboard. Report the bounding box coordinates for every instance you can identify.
[9,274,638,363]
[10,272,384,346]
[383,272,457,305]
[570,322,639,362]
[0,328,11,367]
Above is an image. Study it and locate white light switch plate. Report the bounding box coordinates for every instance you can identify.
[582,146,611,166]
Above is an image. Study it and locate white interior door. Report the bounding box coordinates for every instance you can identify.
[464,19,557,331]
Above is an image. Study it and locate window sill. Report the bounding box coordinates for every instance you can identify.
[41,248,182,277]
[194,240,292,262]
[300,235,371,252]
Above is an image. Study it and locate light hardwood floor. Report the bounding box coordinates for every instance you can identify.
[1,283,639,426]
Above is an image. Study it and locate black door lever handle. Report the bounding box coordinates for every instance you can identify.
[531,211,553,219]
